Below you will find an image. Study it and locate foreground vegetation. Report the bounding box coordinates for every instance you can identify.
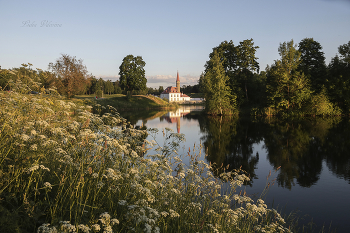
[1,84,294,232]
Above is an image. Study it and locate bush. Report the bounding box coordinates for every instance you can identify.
[96,89,103,98]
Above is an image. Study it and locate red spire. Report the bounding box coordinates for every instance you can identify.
[176,71,180,82]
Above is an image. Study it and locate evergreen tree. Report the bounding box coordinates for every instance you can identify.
[298,38,327,93]
[202,50,237,115]
[105,80,114,94]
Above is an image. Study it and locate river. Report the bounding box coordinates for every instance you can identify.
[119,106,350,232]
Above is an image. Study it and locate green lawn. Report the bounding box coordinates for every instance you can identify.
[75,94,173,110]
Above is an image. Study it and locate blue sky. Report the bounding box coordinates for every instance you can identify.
[1,0,349,88]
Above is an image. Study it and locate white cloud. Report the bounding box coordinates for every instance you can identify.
[146,74,199,88]
[98,74,200,89]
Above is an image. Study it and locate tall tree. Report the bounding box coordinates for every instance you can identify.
[114,81,122,94]
[326,41,350,112]
[119,55,147,93]
[236,39,260,102]
[105,80,114,94]
[338,41,350,64]
[49,54,88,98]
[158,86,164,95]
[298,38,327,93]
[201,39,259,107]
[266,40,312,115]
[202,50,236,115]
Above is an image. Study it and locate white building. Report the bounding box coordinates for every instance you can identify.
[160,72,191,102]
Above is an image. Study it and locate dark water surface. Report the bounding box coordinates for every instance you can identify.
[119,106,350,232]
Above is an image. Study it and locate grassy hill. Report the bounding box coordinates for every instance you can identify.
[75,94,174,110]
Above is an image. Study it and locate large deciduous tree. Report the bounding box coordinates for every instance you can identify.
[266,40,312,115]
[119,55,147,93]
[201,50,237,115]
[49,54,88,98]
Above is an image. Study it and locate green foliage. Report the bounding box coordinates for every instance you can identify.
[119,54,147,92]
[298,38,327,93]
[201,39,260,108]
[49,54,89,98]
[96,89,103,98]
[326,41,350,113]
[338,41,350,64]
[104,80,114,94]
[202,50,237,115]
[304,88,342,116]
[266,40,313,115]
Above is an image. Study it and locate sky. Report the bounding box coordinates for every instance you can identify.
[1,0,349,88]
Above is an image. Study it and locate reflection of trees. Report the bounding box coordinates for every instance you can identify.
[321,118,350,183]
[263,118,337,189]
[120,110,168,125]
[198,115,261,185]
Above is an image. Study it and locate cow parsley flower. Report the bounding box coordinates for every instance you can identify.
[44,182,52,190]
[118,200,127,206]
[30,144,38,151]
[92,224,101,231]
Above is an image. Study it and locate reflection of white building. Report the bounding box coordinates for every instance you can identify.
[161,108,192,133]
[160,72,191,102]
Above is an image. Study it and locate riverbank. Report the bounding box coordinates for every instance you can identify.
[75,94,177,110]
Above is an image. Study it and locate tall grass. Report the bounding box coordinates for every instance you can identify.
[1,84,292,232]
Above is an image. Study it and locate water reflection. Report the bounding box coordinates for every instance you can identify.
[119,107,350,231]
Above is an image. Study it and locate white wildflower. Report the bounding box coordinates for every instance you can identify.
[77,224,90,233]
[118,200,127,205]
[27,165,39,173]
[30,144,38,151]
[97,181,104,189]
[40,165,50,172]
[21,133,30,141]
[30,130,37,136]
[37,223,57,233]
[91,224,100,231]
[144,223,152,233]
[59,221,76,232]
[160,211,169,217]
[111,218,119,225]
[44,182,52,190]
[169,209,180,218]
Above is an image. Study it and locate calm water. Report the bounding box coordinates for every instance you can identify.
[120,106,350,232]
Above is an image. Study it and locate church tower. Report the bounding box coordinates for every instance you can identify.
[176,71,180,93]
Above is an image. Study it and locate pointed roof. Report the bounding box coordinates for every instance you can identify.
[176,71,180,82]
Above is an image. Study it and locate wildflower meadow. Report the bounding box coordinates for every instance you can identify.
[0,82,292,232]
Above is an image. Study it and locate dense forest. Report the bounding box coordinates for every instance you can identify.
[200,38,350,116]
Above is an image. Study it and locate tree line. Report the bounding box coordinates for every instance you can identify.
[0,54,149,98]
[200,38,350,116]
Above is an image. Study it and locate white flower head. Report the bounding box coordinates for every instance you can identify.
[44,182,52,189]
